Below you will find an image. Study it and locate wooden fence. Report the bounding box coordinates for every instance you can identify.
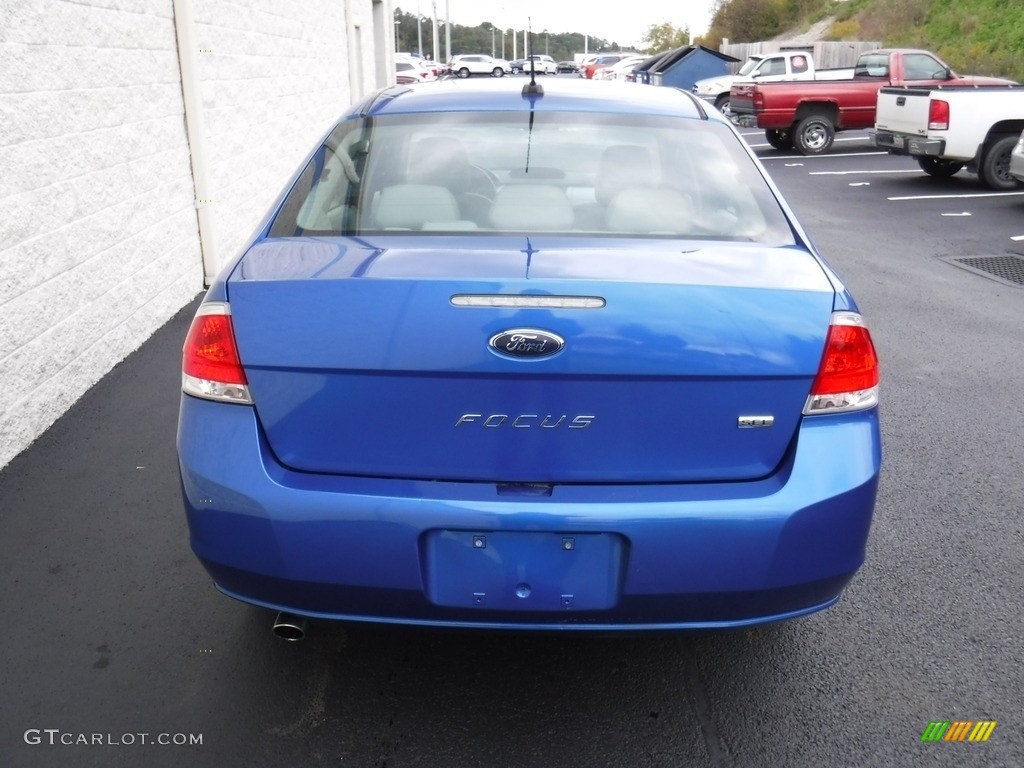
[719,41,881,72]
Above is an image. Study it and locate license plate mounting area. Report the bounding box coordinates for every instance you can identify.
[424,530,625,611]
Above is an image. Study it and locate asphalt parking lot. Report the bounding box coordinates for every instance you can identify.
[1,127,1022,768]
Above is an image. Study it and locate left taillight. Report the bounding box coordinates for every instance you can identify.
[182,302,252,404]
[803,311,879,416]
[928,99,949,131]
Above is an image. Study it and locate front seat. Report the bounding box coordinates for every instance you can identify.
[576,144,658,230]
[409,137,495,225]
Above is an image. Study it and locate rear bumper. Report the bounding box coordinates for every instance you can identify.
[871,130,945,156]
[178,397,881,631]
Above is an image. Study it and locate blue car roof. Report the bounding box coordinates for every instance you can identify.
[356,78,713,121]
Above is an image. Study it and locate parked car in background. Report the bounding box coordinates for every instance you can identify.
[1011,129,1024,184]
[510,55,557,75]
[557,60,579,73]
[577,54,597,77]
[395,58,437,83]
[527,54,557,74]
[583,53,633,79]
[178,77,882,637]
[421,60,443,78]
[594,54,647,81]
[448,54,509,78]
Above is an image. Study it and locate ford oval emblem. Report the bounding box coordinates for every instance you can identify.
[489,329,565,359]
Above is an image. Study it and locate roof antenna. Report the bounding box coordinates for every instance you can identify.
[522,17,543,97]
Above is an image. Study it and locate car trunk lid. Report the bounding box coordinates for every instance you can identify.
[226,236,835,483]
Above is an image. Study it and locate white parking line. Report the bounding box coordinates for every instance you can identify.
[810,169,922,176]
[745,134,868,141]
[1011,235,1024,241]
[759,151,888,160]
[941,212,972,217]
[888,191,1024,201]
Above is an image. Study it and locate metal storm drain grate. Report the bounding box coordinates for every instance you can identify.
[943,255,1024,287]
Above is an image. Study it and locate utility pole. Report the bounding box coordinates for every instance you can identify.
[444,0,451,62]
[416,0,423,57]
[432,0,439,62]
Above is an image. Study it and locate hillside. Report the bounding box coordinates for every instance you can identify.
[832,0,1024,80]
[705,0,1024,81]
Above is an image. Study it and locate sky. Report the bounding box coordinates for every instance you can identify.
[405,1,717,49]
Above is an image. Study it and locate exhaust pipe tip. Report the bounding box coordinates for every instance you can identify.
[272,612,308,642]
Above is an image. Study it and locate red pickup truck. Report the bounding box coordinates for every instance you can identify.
[730,49,1014,155]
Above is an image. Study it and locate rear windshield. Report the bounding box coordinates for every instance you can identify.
[268,110,795,243]
[854,54,890,78]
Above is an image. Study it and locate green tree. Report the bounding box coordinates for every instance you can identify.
[642,22,690,53]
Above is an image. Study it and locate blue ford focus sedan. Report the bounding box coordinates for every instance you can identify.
[177,77,881,636]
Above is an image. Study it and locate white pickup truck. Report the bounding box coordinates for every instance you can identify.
[691,51,853,114]
[872,84,1024,189]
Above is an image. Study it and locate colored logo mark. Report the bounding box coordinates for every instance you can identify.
[921,721,997,742]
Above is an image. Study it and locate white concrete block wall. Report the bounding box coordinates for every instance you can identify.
[0,0,393,470]
[193,0,357,271]
[0,0,204,470]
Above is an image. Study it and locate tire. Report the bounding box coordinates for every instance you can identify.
[765,129,793,151]
[491,67,504,77]
[793,115,835,155]
[917,157,964,178]
[457,67,470,79]
[978,135,1021,191]
[714,94,730,114]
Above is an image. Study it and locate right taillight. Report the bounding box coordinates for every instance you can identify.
[803,312,879,415]
[182,302,252,404]
[928,99,949,131]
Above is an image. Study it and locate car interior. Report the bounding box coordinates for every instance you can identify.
[269,112,790,243]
